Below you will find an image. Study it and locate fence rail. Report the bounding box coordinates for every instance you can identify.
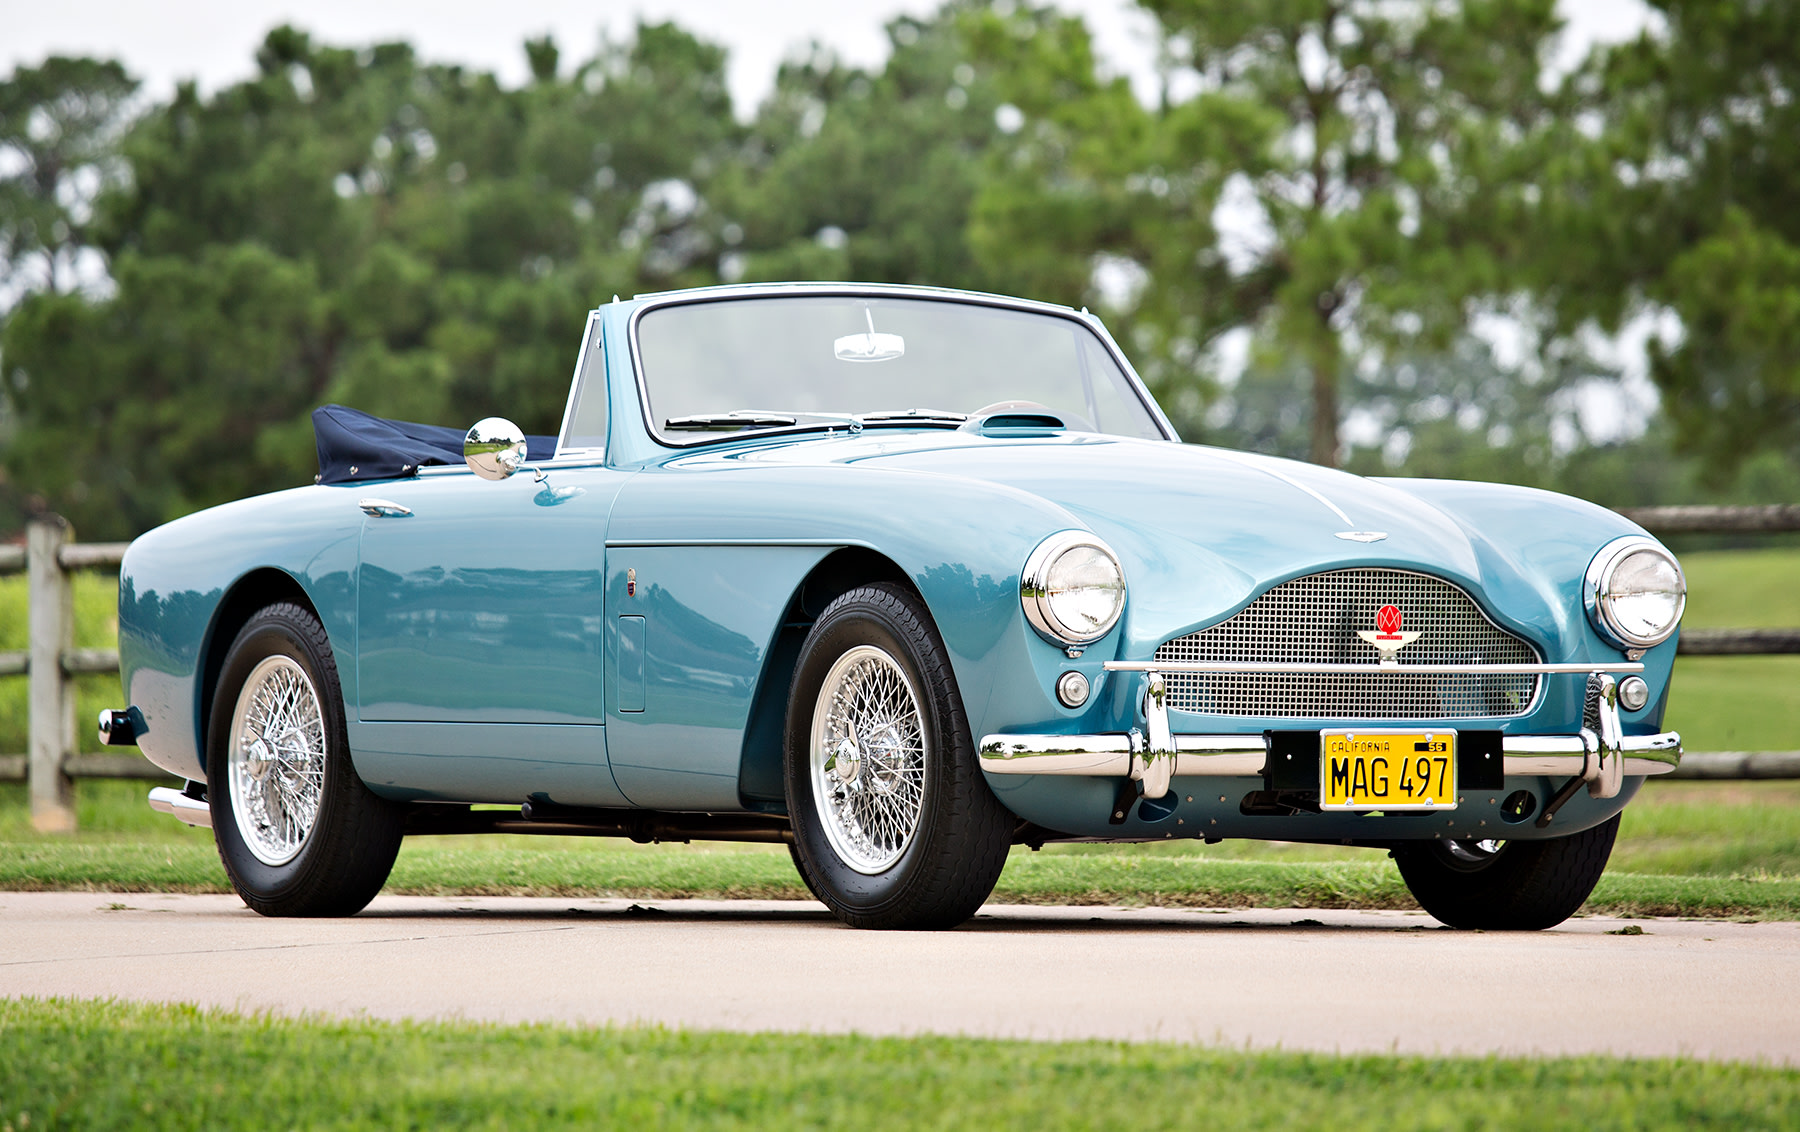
[1677,628,1800,655]
[0,754,169,781]
[1672,751,1800,779]
[4,506,1798,829]
[1618,503,1800,533]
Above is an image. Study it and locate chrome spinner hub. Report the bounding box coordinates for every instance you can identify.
[241,735,274,782]
[861,723,907,795]
[831,736,861,785]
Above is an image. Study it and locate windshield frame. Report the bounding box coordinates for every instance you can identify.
[625,284,1176,449]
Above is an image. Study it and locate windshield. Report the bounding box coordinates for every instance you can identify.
[633,295,1166,444]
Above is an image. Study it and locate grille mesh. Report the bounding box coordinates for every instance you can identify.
[1153,568,1540,720]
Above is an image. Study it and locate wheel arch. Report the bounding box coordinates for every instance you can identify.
[736,547,919,808]
[195,568,325,777]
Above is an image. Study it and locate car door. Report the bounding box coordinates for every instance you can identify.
[348,463,632,805]
[600,461,841,812]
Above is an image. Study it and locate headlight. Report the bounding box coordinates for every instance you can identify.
[1021,531,1125,646]
[1585,536,1686,649]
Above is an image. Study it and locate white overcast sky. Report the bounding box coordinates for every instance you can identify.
[4,0,1655,115]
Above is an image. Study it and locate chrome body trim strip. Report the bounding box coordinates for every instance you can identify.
[606,538,876,548]
[1105,660,1645,676]
[147,786,212,829]
[416,456,609,477]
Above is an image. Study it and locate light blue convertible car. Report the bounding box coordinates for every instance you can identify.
[109,282,1686,930]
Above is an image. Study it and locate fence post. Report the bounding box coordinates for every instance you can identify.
[28,515,75,832]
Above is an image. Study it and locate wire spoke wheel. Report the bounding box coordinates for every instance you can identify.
[809,644,928,874]
[784,583,1013,929]
[208,602,403,917]
[227,655,327,866]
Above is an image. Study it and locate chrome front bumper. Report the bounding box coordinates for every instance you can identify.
[979,664,1679,802]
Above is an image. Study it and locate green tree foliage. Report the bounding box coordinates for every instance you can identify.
[0,56,138,298]
[2,7,1046,537]
[718,11,1012,288]
[0,0,1796,537]
[1565,2,1800,483]
[974,0,1570,466]
[1653,212,1800,479]
[2,246,327,532]
[963,3,1238,425]
[2,23,744,536]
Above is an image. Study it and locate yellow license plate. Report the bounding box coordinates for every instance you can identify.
[1320,730,1456,811]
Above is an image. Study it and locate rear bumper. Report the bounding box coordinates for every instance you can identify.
[147,785,212,829]
[980,666,1676,801]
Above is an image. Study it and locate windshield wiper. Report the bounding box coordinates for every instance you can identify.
[665,409,966,436]
[856,409,968,424]
[665,412,799,431]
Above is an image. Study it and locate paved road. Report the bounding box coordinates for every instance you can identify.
[3,891,1796,1062]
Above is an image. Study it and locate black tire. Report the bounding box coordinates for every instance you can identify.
[783,583,1012,929]
[786,840,824,903]
[1392,814,1620,930]
[207,602,403,916]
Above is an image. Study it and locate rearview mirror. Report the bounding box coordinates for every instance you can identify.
[834,308,905,363]
[465,417,527,480]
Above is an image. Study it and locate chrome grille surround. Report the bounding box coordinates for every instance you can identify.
[1154,568,1541,720]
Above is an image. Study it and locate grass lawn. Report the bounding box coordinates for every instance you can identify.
[1662,547,1800,751]
[2,998,1797,1131]
[2,777,1796,918]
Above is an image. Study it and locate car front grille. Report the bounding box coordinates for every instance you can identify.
[1152,568,1540,720]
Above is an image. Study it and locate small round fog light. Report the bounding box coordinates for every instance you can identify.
[1618,675,1651,711]
[1055,670,1090,708]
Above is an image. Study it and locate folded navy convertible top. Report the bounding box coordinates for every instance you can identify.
[312,404,556,485]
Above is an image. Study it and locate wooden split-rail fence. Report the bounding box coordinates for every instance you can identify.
[4,507,1799,831]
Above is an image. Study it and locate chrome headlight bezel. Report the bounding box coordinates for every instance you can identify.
[1584,535,1687,650]
[1021,531,1126,647]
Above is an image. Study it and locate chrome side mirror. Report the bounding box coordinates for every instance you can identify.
[465,417,527,480]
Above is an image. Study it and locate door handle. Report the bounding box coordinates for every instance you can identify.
[359,498,413,518]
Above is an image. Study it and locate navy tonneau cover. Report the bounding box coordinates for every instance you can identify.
[312,404,556,485]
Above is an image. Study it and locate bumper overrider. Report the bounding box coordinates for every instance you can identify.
[979,661,1680,803]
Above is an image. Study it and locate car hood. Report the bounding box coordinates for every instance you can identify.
[708,429,1557,651]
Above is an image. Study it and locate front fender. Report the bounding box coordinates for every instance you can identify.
[604,459,1100,742]
[1377,477,1679,730]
